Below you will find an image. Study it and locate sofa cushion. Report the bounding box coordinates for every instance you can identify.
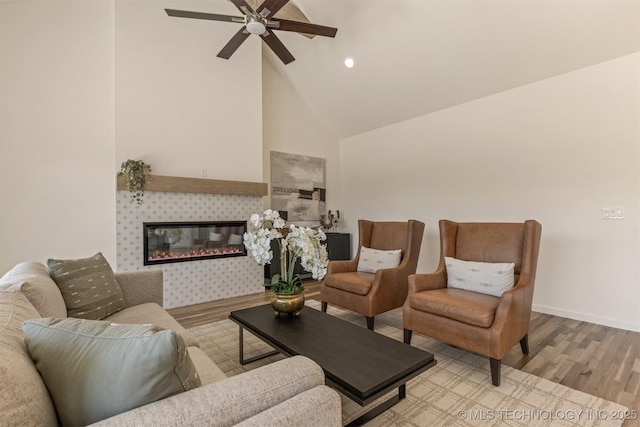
[445,256,515,297]
[188,346,227,385]
[23,317,201,427]
[356,246,401,273]
[0,261,67,318]
[106,302,200,348]
[47,252,126,320]
[0,291,58,426]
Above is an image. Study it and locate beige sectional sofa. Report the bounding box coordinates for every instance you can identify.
[0,261,342,426]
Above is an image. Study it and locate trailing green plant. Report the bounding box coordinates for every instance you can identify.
[119,159,151,205]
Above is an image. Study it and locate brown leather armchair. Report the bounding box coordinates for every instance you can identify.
[321,219,425,330]
[403,219,542,386]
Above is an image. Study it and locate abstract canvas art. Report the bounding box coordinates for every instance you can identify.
[270,151,326,223]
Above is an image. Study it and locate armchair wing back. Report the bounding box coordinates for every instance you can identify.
[445,221,532,279]
[320,219,425,331]
[403,219,542,386]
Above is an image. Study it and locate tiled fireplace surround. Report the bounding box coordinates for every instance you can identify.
[116,175,266,309]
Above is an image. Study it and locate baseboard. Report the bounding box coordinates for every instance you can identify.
[533,304,640,332]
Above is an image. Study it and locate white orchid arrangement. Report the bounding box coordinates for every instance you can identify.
[243,209,329,294]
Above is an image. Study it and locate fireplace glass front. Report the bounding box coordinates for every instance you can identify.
[143,221,247,265]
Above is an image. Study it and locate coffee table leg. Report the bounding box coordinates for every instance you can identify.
[237,325,279,365]
[399,384,406,400]
[345,385,406,427]
[238,326,244,364]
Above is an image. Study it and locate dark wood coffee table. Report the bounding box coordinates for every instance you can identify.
[229,304,436,426]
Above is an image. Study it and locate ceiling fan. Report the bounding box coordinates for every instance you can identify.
[165,0,338,65]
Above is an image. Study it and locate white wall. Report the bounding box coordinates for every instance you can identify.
[0,1,116,272]
[339,53,640,332]
[113,0,263,293]
[0,0,264,275]
[115,0,263,182]
[262,54,340,213]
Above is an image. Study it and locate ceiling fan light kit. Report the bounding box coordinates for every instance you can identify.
[246,19,266,35]
[165,0,337,65]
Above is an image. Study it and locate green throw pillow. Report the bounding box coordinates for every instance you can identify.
[22,318,201,427]
[47,252,126,320]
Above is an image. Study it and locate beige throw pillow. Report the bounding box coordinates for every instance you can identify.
[0,261,67,318]
[22,318,201,427]
[445,256,515,297]
[0,292,58,426]
[357,246,402,273]
[47,252,126,320]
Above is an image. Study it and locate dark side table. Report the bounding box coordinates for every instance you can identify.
[265,232,351,280]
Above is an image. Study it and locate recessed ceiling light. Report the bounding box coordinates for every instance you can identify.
[344,58,354,68]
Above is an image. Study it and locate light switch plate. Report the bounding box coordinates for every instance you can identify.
[602,207,624,220]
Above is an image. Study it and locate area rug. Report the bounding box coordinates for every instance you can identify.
[188,301,628,426]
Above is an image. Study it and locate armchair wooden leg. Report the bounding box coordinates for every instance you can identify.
[490,358,501,386]
[321,302,328,313]
[520,334,530,355]
[403,329,412,344]
[366,316,374,331]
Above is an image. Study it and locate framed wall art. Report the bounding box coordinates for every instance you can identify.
[270,151,326,223]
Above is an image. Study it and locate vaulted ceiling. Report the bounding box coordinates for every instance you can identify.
[262,0,639,139]
[4,0,635,140]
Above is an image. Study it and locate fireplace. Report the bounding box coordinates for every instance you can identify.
[143,221,247,265]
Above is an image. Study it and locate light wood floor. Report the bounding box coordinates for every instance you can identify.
[168,283,640,426]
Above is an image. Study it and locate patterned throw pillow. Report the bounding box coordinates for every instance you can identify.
[47,253,126,320]
[22,318,201,426]
[356,246,402,273]
[445,257,515,297]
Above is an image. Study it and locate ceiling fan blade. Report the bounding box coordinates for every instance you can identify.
[273,19,337,38]
[165,9,243,23]
[257,0,289,19]
[228,0,253,15]
[272,2,314,39]
[261,30,295,64]
[217,27,251,59]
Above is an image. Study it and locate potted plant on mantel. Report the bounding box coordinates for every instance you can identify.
[243,209,329,317]
[119,159,152,205]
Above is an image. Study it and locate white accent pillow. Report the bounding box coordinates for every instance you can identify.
[228,233,243,245]
[357,246,402,273]
[445,257,515,297]
[209,232,224,241]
